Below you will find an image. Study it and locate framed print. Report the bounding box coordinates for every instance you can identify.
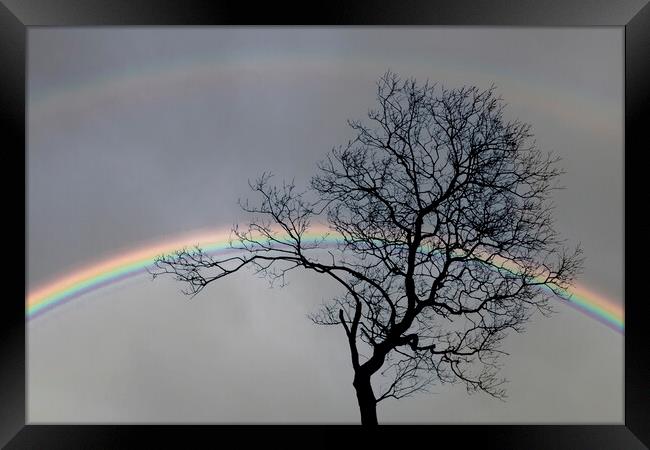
[1,0,648,447]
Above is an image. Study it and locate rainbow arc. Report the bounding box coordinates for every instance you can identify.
[27,227,623,334]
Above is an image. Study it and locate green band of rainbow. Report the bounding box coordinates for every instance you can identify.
[27,227,623,333]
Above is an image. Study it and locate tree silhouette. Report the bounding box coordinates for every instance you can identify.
[151,71,583,425]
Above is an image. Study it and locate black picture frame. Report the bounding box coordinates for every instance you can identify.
[2,0,648,447]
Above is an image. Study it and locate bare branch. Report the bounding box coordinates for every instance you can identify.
[151,70,583,422]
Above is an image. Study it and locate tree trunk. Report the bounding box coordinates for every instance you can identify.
[353,372,378,425]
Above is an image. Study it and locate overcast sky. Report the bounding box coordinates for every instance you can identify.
[27,27,623,423]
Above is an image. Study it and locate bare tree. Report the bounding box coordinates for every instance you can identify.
[151,71,583,425]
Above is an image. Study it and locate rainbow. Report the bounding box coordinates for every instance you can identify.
[29,40,619,137]
[27,227,624,334]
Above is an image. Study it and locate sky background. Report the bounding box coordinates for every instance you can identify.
[27,27,623,423]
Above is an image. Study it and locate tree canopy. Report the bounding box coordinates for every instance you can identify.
[152,71,583,424]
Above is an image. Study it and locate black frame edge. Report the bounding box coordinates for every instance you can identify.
[0,0,26,448]
[1,0,648,448]
[1,0,649,26]
[625,0,650,446]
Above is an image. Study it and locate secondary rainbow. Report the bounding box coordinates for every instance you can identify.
[26,227,624,334]
[29,46,619,138]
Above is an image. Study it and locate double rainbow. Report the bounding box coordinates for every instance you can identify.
[26,227,623,334]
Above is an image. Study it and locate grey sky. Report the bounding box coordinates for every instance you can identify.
[27,27,623,423]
